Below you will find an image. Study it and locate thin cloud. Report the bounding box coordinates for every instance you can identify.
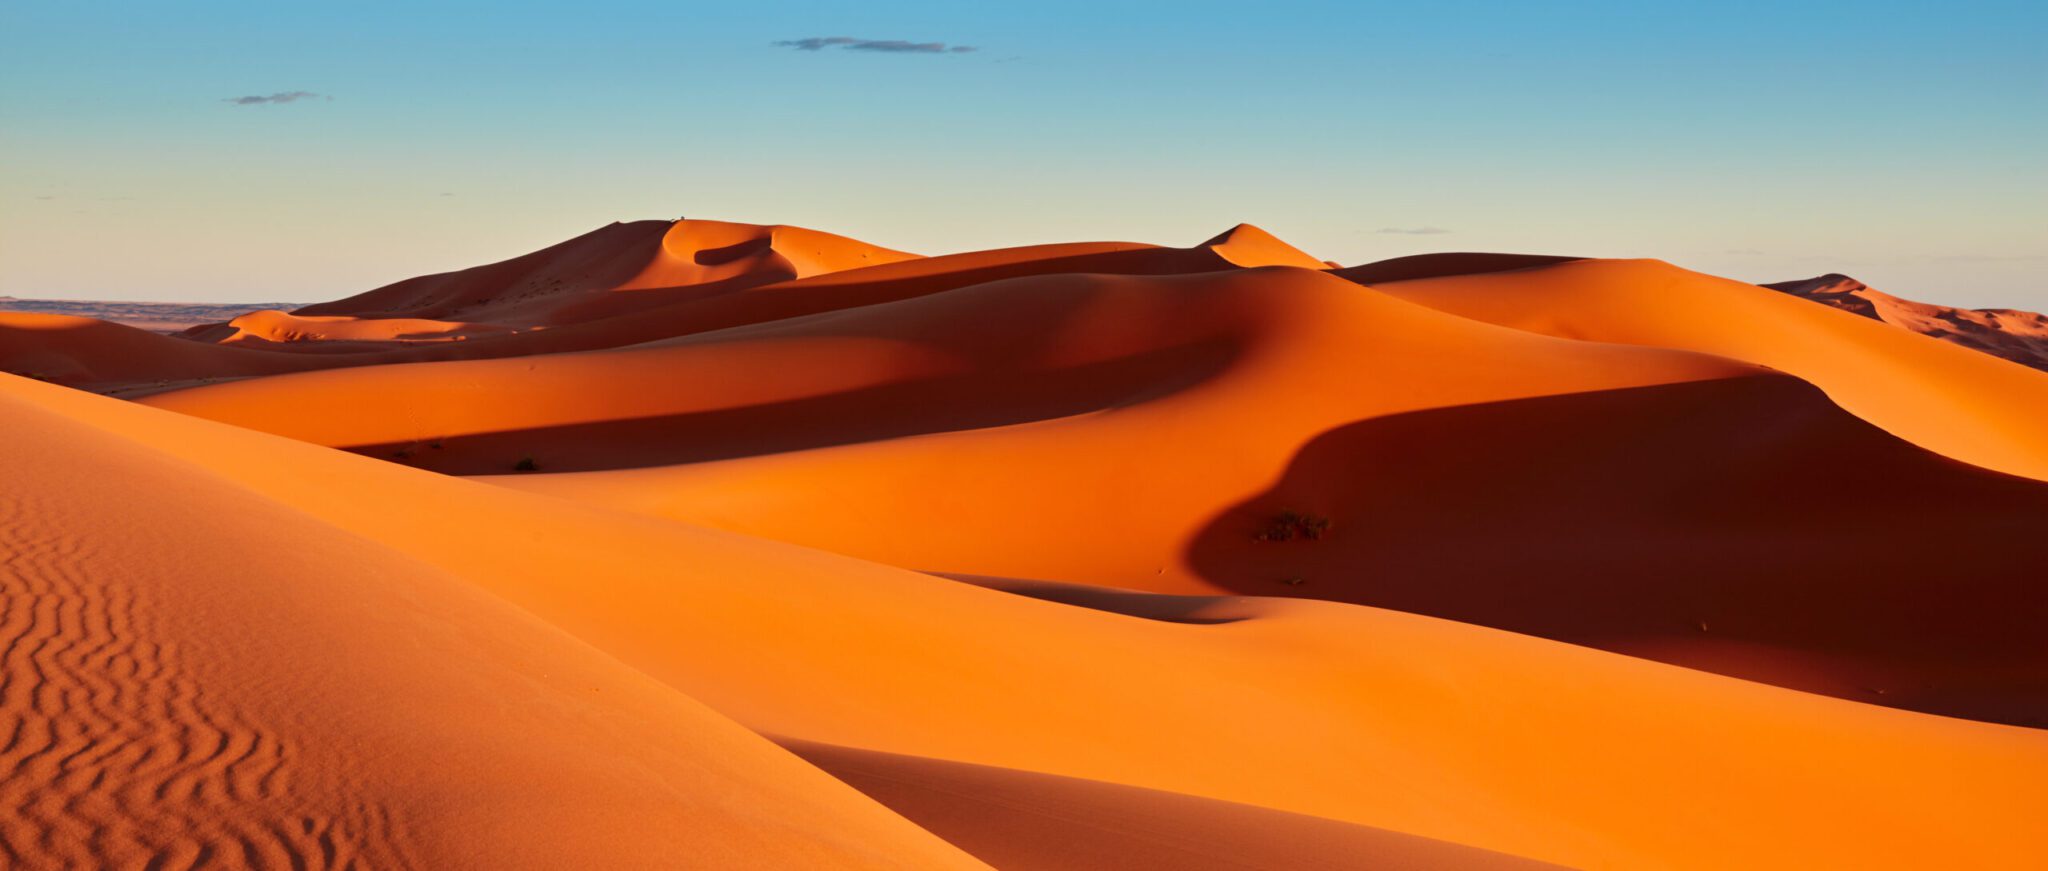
[774,36,976,54]
[1932,254,2047,263]
[1374,226,1452,236]
[223,91,328,106]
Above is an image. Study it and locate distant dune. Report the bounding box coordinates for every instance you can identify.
[1765,273,2048,372]
[0,296,294,333]
[5,217,2047,868]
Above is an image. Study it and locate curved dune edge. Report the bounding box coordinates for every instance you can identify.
[1333,252,1583,284]
[1351,258,2048,481]
[782,740,1562,871]
[13,373,2048,869]
[0,375,985,869]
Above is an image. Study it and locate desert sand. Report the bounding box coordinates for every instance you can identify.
[6,219,2047,868]
[1765,273,2048,372]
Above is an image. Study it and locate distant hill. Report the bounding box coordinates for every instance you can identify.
[1763,275,2048,372]
[0,296,297,333]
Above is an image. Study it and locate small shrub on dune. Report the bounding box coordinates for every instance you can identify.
[514,456,538,472]
[1253,510,1332,542]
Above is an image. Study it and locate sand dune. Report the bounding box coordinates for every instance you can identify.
[140,262,2048,722]
[14,371,2048,868]
[1767,273,2048,372]
[9,217,2048,867]
[23,222,1324,394]
[0,297,292,333]
[180,309,520,351]
[1354,258,2048,481]
[138,266,1749,470]
[291,218,920,328]
[0,311,328,393]
[0,373,984,869]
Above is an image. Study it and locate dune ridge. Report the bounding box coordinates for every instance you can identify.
[1766,272,2048,372]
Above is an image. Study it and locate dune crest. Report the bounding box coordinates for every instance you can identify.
[1200,223,1330,269]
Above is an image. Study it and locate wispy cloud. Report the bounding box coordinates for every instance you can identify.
[223,91,329,106]
[773,37,976,54]
[1374,226,1451,236]
[1931,254,2047,263]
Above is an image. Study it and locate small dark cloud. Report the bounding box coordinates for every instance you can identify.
[1374,226,1451,236]
[774,36,975,54]
[223,91,328,106]
[1932,254,2047,263]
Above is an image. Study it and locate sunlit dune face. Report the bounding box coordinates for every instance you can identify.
[6,218,2048,869]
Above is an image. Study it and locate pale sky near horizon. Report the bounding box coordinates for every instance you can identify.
[2,1,2043,308]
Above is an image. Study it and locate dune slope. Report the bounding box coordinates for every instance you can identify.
[0,373,986,870]
[13,373,2048,869]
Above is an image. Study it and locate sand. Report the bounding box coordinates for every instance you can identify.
[7,218,2048,868]
[1766,273,2048,372]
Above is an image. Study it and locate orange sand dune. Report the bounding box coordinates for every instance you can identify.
[291,218,920,328]
[1201,223,1330,269]
[138,266,1749,473]
[12,372,2048,869]
[0,311,329,393]
[0,374,984,869]
[181,309,520,351]
[0,297,290,333]
[1351,258,2048,481]
[136,266,2048,723]
[269,220,1323,354]
[28,222,1327,394]
[1767,273,2048,372]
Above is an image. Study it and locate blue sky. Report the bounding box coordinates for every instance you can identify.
[2,1,2043,306]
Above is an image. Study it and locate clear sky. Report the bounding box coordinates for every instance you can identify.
[3,1,2043,307]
